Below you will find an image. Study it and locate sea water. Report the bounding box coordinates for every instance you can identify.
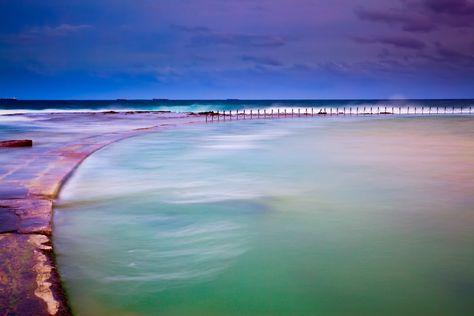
[54,116,474,315]
[1,99,473,115]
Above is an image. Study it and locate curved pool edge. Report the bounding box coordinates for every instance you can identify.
[0,113,206,316]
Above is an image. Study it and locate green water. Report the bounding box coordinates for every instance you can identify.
[54,116,474,315]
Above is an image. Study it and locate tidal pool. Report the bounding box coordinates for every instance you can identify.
[54,116,474,315]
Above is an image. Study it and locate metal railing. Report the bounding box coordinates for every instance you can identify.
[205,106,473,122]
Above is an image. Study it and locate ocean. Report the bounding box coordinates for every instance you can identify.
[1,99,473,114]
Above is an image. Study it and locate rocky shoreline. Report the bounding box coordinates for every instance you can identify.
[0,112,205,315]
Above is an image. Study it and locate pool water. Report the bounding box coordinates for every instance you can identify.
[54,116,474,315]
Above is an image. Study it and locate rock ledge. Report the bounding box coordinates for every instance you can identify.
[0,139,33,147]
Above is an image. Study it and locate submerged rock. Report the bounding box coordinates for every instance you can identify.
[198,111,216,115]
[0,140,33,147]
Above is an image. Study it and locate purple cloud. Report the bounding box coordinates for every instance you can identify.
[241,55,283,67]
[356,0,474,32]
[175,25,287,48]
[27,24,92,37]
[199,33,286,48]
[424,0,474,15]
[433,42,474,66]
[353,35,426,50]
[422,0,474,27]
[354,7,435,32]
[3,24,93,44]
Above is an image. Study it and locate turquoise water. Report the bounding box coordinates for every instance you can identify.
[54,116,474,315]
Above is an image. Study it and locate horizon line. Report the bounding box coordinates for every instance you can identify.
[2,98,474,102]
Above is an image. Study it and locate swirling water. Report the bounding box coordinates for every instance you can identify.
[54,116,474,315]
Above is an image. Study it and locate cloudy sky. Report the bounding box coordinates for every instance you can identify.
[1,0,473,99]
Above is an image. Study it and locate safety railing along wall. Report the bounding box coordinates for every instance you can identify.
[205,105,473,122]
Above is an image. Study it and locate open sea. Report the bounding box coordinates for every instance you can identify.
[1,99,473,114]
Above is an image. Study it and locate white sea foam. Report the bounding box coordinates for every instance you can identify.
[0,115,37,122]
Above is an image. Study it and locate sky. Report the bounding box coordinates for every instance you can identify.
[0,0,473,99]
